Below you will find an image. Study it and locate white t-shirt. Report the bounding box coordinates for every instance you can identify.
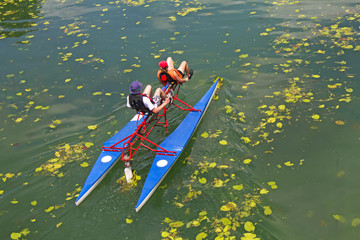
[127,95,156,112]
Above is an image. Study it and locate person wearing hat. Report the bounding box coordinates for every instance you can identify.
[127,80,170,114]
[157,57,193,86]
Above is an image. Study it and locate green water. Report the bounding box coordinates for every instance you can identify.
[1,0,360,239]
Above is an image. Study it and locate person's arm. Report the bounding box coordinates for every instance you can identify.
[152,98,170,114]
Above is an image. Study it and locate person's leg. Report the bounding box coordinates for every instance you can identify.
[154,88,167,100]
[167,57,175,70]
[143,85,152,98]
[152,88,166,108]
[178,61,189,76]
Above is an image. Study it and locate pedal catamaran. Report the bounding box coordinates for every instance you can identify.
[75,78,221,210]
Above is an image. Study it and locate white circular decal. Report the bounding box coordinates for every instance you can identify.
[156,160,168,167]
[101,155,112,163]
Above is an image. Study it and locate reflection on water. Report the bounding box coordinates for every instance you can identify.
[0,0,41,38]
[1,0,360,239]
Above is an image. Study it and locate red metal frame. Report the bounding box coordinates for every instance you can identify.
[102,82,200,163]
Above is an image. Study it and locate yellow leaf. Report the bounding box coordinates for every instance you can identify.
[123,69,133,73]
[92,92,102,96]
[174,202,184,208]
[284,161,294,167]
[219,140,228,145]
[221,217,232,225]
[0,190,4,195]
[84,142,94,148]
[10,232,21,240]
[126,218,133,224]
[311,114,320,120]
[244,221,255,232]
[80,162,89,168]
[161,232,170,238]
[35,167,42,172]
[333,214,346,223]
[88,125,98,130]
[56,222,62,228]
[242,137,251,144]
[45,206,54,213]
[201,132,209,138]
[199,211,207,216]
[31,201,37,206]
[241,233,260,240]
[243,159,252,164]
[198,177,207,184]
[15,118,23,123]
[278,105,286,111]
[11,199,19,204]
[209,162,216,168]
[264,206,272,215]
[232,184,244,190]
[196,232,207,240]
[169,221,184,228]
[335,120,345,125]
[5,173,14,178]
[221,205,231,211]
[225,105,232,113]
[267,181,277,189]
[214,179,223,187]
[218,165,228,169]
[20,228,30,236]
[221,202,237,211]
[276,122,283,128]
[260,188,269,194]
[267,117,276,123]
[352,218,360,227]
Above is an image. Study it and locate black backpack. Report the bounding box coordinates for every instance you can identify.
[129,94,153,114]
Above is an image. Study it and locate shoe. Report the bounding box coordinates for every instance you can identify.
[188,69,194,80]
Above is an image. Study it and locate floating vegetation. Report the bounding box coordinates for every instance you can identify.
[35,142,93,177]
[119,0,146,7]
[2,0,360,239]
[116,171,141,191]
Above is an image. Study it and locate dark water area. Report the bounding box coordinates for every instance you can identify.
[1,0,360,239]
